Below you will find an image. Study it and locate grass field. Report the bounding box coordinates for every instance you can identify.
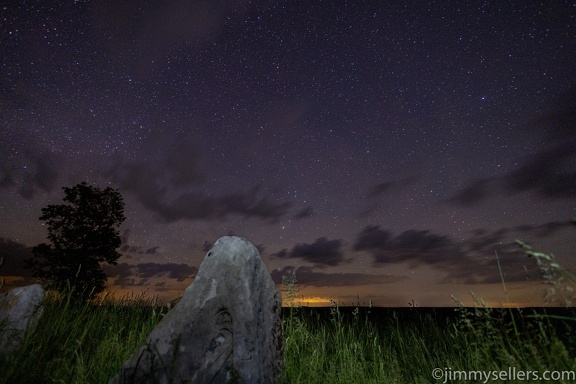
[1,292,575,384]
[282,304,576,383]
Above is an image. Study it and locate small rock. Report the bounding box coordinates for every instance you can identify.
[0,284,45,355]
[109,236,283,384]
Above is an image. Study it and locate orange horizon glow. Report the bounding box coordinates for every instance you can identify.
[1,275,571,309]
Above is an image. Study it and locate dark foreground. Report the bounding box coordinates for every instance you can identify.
[282,305,576,334]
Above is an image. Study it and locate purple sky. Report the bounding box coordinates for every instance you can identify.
[1,1,575,306]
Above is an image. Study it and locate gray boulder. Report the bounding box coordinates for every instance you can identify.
[0,284,45,355]
[109,236,283,384]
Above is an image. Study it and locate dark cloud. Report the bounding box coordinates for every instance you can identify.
[163,142,205,187]
[136,262,196,281]
[272,237,345,266]
[270,266,407,287]
[512,220,574,238]
[456,220,574,273]
[446,178,494,207]
[377,229,455,264]
[448,88,576,206]
[105,262,198,287]
[465,219,571,252]
[438,232,541,285]
[462,221,571,263]
[109,152,292,222]
[361,177,418,216]
[293,206,313,219]
[449,146,576,205]
[366,177,418,199]
[443,261,538,285]
[505,145,576,198]
[120,243,161,256]
[354,226,460,266]
[110,148,292,222]
[534,84,576,143]
[460,228,509,253]
[353,225,392,251]
[0,150,60,200]
[272,248,288,259]
[358,203,378,218]
[145,246,160,255]
[107,136,203,201]
[103,264,136,286]
[481,252,541,284]
[202,237,264,254]
[447,149,576,206]
[367,182,393,198]
[352,225,543,284]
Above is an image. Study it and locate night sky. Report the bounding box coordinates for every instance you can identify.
[1,1,575,307]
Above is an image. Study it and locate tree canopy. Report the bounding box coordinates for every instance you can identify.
[26,182,125,299]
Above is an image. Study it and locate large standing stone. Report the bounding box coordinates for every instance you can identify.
[0,284,45,355]
[109,236,282,384]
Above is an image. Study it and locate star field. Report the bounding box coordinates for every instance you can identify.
[1,1,575,306]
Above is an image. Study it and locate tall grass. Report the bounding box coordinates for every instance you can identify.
[279,301,576,383]
[2,291,575,383]
[0,292,165,384]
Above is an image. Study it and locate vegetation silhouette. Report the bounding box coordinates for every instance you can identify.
[25,182,125,300]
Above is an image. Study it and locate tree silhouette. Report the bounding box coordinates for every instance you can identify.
[26,182,125,299]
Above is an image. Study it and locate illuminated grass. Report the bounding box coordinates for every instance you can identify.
[0,292,164,384]
[1,293,575,384]
[280,303,576,384]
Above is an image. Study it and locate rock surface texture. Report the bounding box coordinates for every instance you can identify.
[109,236,282,384]
[0,284,45,355]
